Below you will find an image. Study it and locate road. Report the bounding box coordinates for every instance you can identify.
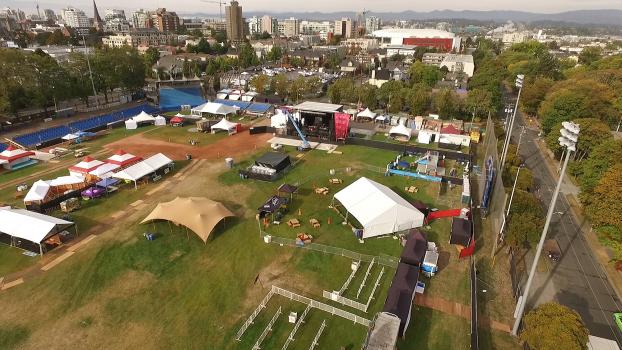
[510,108,622,343]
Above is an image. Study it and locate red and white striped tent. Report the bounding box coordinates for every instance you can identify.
[0,145,35,170]
[106,150,142,167]
[69,156,104,176]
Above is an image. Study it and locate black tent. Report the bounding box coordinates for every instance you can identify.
[450,217,473,246]
[255,152,291,173]
[400,229,428,267]
[277,183,298,194]
[257,195,288,218]
[383,262,420,337]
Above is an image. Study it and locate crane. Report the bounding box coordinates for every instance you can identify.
[285,112,311,151]
[201,0,227,20]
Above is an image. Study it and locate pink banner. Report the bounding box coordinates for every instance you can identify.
[334,113,350,141]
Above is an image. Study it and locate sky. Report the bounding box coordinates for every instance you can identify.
[4,0,622,16]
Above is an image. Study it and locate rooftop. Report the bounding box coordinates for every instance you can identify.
[371,28,455,39]
[293,101,343,113]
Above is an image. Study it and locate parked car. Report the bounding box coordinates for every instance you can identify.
[544,239,561,262]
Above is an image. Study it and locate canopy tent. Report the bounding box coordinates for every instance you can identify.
[141,197,235,243]
[357,108,376,120]
[389,124,412,141]
[257,195,288,218]
[69,156,104,176]
[154,115,166,126]
[383,262,420,337]
[49,174,85,186]
[0,145,34,169]
[24,180,51,202]
[113,153,173,188]
[270,110,288,128]
[0,207,74,255]
[400,229,428,267]
[132,111,156,123]
[170,116,184,125]
[61,133,79,141]
[440,125,462,135]
[255,152,291,172]
[88,162,120,178]
[211,118,238,133]
[125,119,137,130]
[191,102,237,117]
[375,115,388,123]
[333,177,424,239]
[96,177,120,188]
[450,217,473,247]
[106,150,142,167]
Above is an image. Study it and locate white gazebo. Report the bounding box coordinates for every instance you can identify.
[211,118,238,133]
[191,102,237,118]
[125,119,137,130]
[154,115,166,126]
[132,111,155,123]
[357,108,377,120]
[389,123,412,141]
[332,177,425,239]
[271,110,288,129]
[69,156,105,176]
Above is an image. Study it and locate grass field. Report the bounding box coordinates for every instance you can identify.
[142,125,228,146]
[0,130,518,349]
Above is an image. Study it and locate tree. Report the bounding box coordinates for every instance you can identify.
[545,118,612,159]
[585,164,622,229]
[576,139,622,203]
[506,212,544,249]
[289,76,307,103]
[377,80,407,113]
[266,46,283,62]
[407,84,431,115]
[432,88,461,119]
[520,302,588,350]
[249,74,269,94]
[408,61,442,87]
[271,74,289,98]
[508,190,543,217]
[306,77,322,96]
[143,47,160,76]
[465,88,494,120]
[503,166,534,191]
[354,84,378,109]
[327,77,355,104]
[520,77,554,116]
[579,46,602,66]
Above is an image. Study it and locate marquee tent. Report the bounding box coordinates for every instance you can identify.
[125,119,137,130]
[0,145,35,170]
[132,111,155,123]
[191,102,237,117]
[154,115,166,126]
[357,108,377,120]
[211,118,238,133]
[106,150,142,167]
[0,207,74,256]
[271,110,288,128]
[89,163,120,178]
[24,180,51,202]
[333,177,424,239]
[141,197,235,243]
[389,124,412,141]
[69,156,104,176]
[113,153,173,188]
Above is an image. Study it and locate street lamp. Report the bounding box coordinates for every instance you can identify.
[511,121,580,336]
[500,74,524,173]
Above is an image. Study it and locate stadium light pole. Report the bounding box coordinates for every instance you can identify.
[511,121,580,336]
[500,74,524,173]
[81,33,99,109]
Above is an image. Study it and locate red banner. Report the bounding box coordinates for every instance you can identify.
[334,113,350,141]
[426,208,462,222]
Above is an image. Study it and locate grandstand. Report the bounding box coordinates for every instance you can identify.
[160,87,205,111]
[11,104,159,149]
[0,143,7,152]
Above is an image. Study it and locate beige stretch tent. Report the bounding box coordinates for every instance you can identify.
[140,197,234,243]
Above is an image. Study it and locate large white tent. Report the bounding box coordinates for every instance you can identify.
[333,177,425,239]
[132,111,155,123]
[125,119,137,130]
[389,124,412,141]
[211,118,238,133]
[154,115,166,126]
[191,102,237,117]
[271,110,288,128]
[24,180,51,202]
[0,207,74,255]
[113,153,173,188]
[357,108,377,120]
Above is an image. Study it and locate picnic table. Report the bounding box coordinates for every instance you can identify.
[314,187,329,195]
[405,186,419,193]
[310,218,320,228]
[287,218,301,228]
[329,178,343,184]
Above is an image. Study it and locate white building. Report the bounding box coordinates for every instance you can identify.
[365,16,381,34]
[104,9,125,21]
[102,29,177,48]
[277,17,299,38]
[61,7,90,28]
[371,28,460,52]
[335,18,353,38]
[342,38,379,51]
[422,53,474,77]
[248,16,261,35]
[131,9,150,29]
[261,15,277,35]
[502,31,532,45]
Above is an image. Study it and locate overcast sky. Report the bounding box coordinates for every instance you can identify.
[5,0,622,16]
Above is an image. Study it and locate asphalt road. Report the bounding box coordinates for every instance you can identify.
[510,109,622,343]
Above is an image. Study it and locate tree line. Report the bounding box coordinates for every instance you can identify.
[249,74,322,103]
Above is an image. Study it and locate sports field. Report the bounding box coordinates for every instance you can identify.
[0,123,518,349]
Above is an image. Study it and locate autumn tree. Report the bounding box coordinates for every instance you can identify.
[249,74,269,94]
[506,213,543,249]
[576,139,622,203]
[545,118,612,159]
[585,164,622,229]
[520,77,554,116]
[270,74,289,98]
[520,302,588,350]
[432,88,461,119]
[408,83,432,116]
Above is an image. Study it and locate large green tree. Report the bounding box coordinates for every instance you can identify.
[585,164,622,229]
[520,302,589,350]
[579,46,602,66]
[408,61,442,87]
[520,77,554,116]
[432,88,461,119]
[465,88,494,120]
[327,77,355,104]
[506,212,543,249]
[408,83,432,116]
[575,139,622,203]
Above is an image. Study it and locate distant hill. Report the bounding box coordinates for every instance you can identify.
[180,9,622,26]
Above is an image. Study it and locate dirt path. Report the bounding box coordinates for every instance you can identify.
[105,129,272,161]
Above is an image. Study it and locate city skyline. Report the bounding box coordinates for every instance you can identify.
[4,0,622,17]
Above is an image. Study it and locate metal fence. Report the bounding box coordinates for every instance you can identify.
[253,306,282,350]
[338,262,360,295]
[268,235,399,268]
[272,286,371,327]
[309,320,326,350]
[356,258,375,299]
[235,288,275,341]
[321,266,385,313]
[282,304,311,350]
[470,258,479,350]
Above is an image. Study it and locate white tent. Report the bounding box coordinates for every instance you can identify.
[132,111,155,123]
[62,133,79,141]
[389,123,412,140]
[357,108,376,120]
[211,118,238,133]
[24,180,51,202]
[271,111,288,128]
[375,115,388,123]
[191,102,237,117]
[49,175,85,186]
[113,153,173,188]
[333,177,424,239]
[417,129,438,144]
[125,119,137,130]
[89,163,120,178]
[154,115,166,126]
[0,207,74,255]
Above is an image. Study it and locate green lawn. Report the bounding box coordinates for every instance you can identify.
[142,125,228,146]
[0,245,37,277]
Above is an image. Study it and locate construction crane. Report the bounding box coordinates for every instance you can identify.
[285,112,311,151]
[201,0,227,20]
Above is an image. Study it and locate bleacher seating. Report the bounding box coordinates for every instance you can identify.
[11,103,160,148]
[0,143,7,152]
[160,87,205,111]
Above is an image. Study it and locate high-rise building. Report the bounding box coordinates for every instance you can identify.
[62,7,90,28]
[261,15,277,35]
[131,9,150,29]
[334,18,353,38]
[43,9,56,21]
[277,17,299,38]
[248,16,261,35]
[150,8,180,33]
[93,0,103,31]
[225,0,243,42]
[365,16,380,34]
[105,9,126,21]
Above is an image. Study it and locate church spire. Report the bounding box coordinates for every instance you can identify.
[93,0,103,31]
